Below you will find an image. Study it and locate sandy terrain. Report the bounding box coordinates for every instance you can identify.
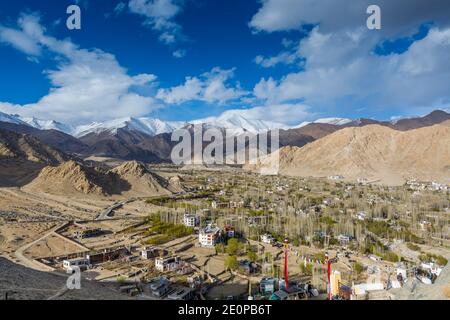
[24,233,88,259]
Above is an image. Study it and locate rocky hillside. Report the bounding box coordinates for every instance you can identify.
[23,161,116,196]
[110,161,173,196]
[0,121,87,155]
[0,128,67,164]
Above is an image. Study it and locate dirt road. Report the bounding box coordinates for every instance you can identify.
[14,223,70,272]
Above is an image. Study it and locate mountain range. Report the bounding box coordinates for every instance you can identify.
[247,120,450,185]
[1,109,449,163]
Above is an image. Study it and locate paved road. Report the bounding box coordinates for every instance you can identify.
[95,199,136,221]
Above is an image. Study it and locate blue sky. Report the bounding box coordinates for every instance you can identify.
[0,0,449,126]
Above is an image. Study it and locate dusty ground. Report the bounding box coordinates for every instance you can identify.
[24,233,87,259]
[0,185,157,271]
[0,257,128,300]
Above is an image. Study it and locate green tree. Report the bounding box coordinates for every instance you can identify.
[225,255,238,271]
[247,249,258,262]
[226,238,241,255]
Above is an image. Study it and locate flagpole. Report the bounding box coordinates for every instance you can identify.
[283,237,289,290]
[326,253,331,300]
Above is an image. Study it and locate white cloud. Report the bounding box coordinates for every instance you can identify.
[250,0,450,36]
[254,51,299,68]
[0,13,161,125]
[0,15,43,56]
[157,67,248,105]
[248,1,450,117]
[252,25,450,115]
[114,2,127,15]
[172,49,186,58]
[128,0,184,44]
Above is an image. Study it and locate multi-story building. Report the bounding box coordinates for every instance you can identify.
[199,225,221,247]
[183,214,198,227]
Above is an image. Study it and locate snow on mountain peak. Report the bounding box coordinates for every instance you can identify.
[314,117,353,125]
[72,117,186,138]
[192,113,288,135]
[293,117,352,128]
[21,117,73,133]
[72,112,289,138]
[1,110,350,139]
[0,111,28,126]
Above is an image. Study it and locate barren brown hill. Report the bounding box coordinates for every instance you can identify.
[0,128,67,164]
[166,174,187,193]
[391,110,450,131]
[247,122,450,185]
[24,160,117,196]
[23,160,175,198]
[109,161,173,196]
[273,110,450,150]
[0,128,69,187]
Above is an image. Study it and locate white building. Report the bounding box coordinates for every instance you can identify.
[337,234,352,245]
[183,214,198,227]
[155,256,181,272]
[328,175,344,180]
[199,225,221,247]
[356,211,367,221]
[63,257,90,272]
[261,233,274,244]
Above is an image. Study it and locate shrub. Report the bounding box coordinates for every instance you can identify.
[215,243,225,254]
[382,251,400,263]
[247,249,258,262]
[406,243,420,251]
[419,253,448,266]
[353,262,364,275]
[143,234,172,245]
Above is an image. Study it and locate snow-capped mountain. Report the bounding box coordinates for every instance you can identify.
[73,113,288,138]
[0,111,73,133]
[315,118,353,125]
[21,117,73,134]
[4,109,446,141]
[192,113,289,136]
[294,117,352,128]
[0,111,28,126]
[72,117,186,138]
[1,110,284,138]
